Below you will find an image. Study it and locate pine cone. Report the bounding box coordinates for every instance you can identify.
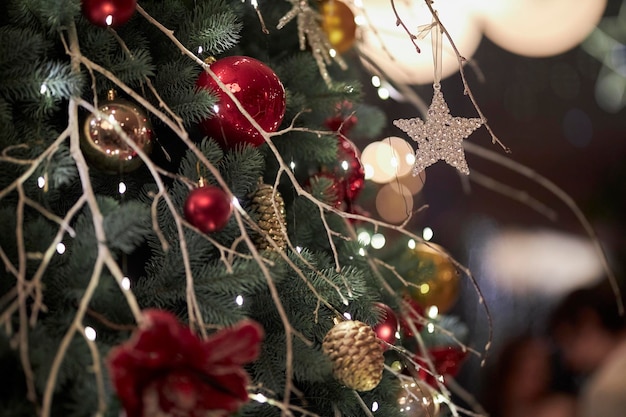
[250,183,287,251]
[322,320,384,391]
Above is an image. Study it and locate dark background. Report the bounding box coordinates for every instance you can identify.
[355,0,626,402]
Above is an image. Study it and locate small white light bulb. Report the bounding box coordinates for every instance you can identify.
[121,277,131,291]
[84,326,97,341]
[377,87,390,100]
[370,233,386,249]
[56,242,66,254]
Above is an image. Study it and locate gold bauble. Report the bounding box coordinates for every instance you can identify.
[404,243,459,313]
[321,0,357,53]
[322,320,384,391]
[81,90,153,174]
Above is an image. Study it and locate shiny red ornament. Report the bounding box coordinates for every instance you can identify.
[334,136,365,203]
[325,115,358,135]
[197,56,286,148]
[184,186,233,233]
[82,0,137,27]
[372,302,399,349]
[416,346,468,386]
[108,310,263,417]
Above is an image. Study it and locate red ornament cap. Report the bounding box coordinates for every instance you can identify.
[197,56,286,148]
[184,185,233,233]
[82,0,137,27]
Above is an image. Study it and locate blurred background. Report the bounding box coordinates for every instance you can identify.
[335,0,626,401]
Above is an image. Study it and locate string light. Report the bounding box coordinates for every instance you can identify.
[377,87,390,100]
[343,312,352,320]
[105,15,113,26]
[423,227,434,241]
[250,393,268,403]
[40,84,48,95]
[408,239,416,249]
[371,75,381,88]
[370,233,386,249]
[371,401,379,412]
[118,181,127,194]
[56,242,66,254]
[357,231,371,246]
[427,305,439,319]
[84,326,97,341]
[235,295,244,306]
[121,276,131,291]
[37,176,46,189]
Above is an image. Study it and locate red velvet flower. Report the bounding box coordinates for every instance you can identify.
[107,310,263,417]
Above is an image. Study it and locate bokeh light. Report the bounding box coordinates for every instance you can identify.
[376,183,413,224]
[477,0,607,57]
[353,0,483,85]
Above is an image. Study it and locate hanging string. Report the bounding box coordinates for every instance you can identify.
[431,14,443,88]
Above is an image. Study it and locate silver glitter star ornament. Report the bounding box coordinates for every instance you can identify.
[393,85,482,175]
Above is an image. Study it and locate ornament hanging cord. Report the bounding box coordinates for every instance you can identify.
[432,13,442,88]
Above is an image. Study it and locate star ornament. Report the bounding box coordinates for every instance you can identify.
[393,86,482,175]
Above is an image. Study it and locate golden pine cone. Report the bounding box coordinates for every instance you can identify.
[322,320,384,391]
[250,183,287,251]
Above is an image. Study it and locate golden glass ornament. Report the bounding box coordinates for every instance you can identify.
[403,242,459,313]
[320,0,357,54]
[397,378,441,417]
[322,320,384,391]
[81,90,154,174]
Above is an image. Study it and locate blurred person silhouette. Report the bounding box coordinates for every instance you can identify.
[482,334,577,417]
[550,280,626,417]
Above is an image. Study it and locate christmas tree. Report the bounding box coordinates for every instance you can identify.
[7,0,616,417]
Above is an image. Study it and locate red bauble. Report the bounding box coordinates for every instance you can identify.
[372,302,399,349]
[399,297,425,339]
[334,136,365,203]
[416,346,468,386]
[306,172,345,209]
[197,56,286,148]
[82,0,137,27]
[325,115,358,135]
[184,186,233,233]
